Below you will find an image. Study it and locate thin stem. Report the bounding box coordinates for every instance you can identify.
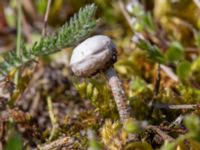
[16,0,22,57]
[43,1,56,140]
[42,0,52,36]
[153,103,200,110]
[19,0,52,99]
[117,0,135,33]
[148,63,161,117]
[37,137,75,150]
[106,67,132,122]
[47,96,58,140]
[14,0,22,84]
[154,63,161,96]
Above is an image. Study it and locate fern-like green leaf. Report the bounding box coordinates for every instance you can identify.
[136,38,165,63]
[0,4,97,79]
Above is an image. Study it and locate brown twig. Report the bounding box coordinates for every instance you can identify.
[147,125,173,142]
[160,126,187,134]
[152,103,200,110]
[185,47,200,54]
[117,0,135,32]
[37,137,75,150]
[47,96,58,141]
[42,0,52,36]
[148,64,161,117]
[154,64,161,96]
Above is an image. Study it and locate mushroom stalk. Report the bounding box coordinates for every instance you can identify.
[106,67,132,122]
[70,35,133,123]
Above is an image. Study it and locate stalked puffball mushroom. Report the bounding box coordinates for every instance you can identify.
[70,35,132,122]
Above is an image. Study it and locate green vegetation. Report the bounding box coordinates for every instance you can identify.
[1,0,200,150]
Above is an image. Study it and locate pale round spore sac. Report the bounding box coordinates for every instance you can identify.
[70,35,116,77]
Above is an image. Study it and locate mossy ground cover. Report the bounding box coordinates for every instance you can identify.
[1,0,200,150]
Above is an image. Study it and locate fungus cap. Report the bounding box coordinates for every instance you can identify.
[70,35,116,77]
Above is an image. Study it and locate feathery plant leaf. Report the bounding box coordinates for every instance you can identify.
[136,38,165,63]
[0,4,97,79]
